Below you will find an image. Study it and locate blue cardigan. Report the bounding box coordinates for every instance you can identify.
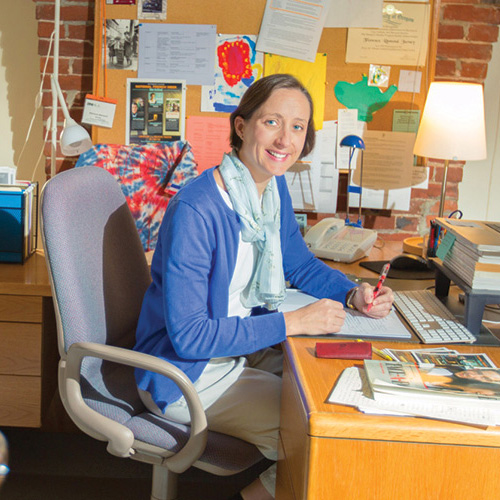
[134,168,356,410]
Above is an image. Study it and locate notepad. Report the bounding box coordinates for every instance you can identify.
[279,289,411,339]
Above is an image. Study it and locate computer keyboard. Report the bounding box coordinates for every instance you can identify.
[393,290,476,344]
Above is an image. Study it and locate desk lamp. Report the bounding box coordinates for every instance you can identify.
[50,0,92,177]
[413,82,487,217]
[340,134,365,227]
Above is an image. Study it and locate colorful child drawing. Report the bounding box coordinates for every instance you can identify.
[201,34,263,113]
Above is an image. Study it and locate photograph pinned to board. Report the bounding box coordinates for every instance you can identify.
[105,19,139,70]
[201,34,264,113]
[138,0,166,20]
[126,79,186,145]
[368,65,391,87]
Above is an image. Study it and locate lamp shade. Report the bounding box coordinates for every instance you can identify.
[413,82,487,161]
[60,118,93,156]
[340,134,366,150]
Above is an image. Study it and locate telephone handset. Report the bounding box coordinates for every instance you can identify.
[304,217,377,263]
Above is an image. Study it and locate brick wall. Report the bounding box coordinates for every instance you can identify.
[34,0,500,238]
[35,0,95,174]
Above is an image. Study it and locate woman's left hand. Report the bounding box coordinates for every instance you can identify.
[351,282,394,318]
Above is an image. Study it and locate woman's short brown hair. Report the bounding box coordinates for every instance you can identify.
[229,73,315,159]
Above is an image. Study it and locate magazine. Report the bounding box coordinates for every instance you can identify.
[363,360,500,409]
[328,366,500,427]
[383,348,496,370]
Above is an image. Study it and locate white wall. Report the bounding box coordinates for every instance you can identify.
[0,2,45,187]
[459,39,500,221]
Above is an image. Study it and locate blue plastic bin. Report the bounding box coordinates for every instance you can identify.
[0,182,37,263]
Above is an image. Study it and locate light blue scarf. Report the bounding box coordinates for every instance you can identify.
[218,152,286,310]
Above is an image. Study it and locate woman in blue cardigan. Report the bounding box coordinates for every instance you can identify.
[134,74,393,500]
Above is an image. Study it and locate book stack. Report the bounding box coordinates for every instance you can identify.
[434,218,500,291]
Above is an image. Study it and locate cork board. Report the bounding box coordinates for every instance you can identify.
[92,0,440,146]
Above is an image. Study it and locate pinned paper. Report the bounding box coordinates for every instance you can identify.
[201,34,263,113]
[392,110,420,133]
[186,116,231,173]
[368,65,390,87]
[398,70,422,93]
[346,3,430,67]
[264,53,327,129]
[82,94,117,128]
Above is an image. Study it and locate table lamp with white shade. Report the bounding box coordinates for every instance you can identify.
[413,81,487,218]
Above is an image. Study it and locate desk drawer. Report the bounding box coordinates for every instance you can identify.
[0,294,42,323]
[0,374,41,427]
[0,322,41,375]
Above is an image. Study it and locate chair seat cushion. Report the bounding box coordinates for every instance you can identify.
[81,359,263,473]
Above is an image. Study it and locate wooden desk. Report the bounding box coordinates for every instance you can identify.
[276,337,500,500]
[0,251,58,428]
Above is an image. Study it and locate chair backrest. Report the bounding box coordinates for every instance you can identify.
[40,166,151,359]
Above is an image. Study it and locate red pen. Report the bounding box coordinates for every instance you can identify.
[367,262,390,312]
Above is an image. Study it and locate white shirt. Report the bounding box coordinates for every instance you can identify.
[217,185,258,318]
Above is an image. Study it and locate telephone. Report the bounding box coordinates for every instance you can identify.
[304,217,377,263]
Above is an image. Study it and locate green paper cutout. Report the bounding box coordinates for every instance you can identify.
[334,75,397,122]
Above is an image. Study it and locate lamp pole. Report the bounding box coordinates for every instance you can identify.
[50,0,60,178]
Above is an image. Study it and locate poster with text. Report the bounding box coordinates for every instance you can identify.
[126,79,186,145]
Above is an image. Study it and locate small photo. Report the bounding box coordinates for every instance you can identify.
[148,112,163,135]
[138,0,167,20]
[106,19,139,70]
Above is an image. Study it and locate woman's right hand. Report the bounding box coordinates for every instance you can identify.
[283,299,346,337]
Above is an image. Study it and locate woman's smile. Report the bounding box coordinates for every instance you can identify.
[234,87,310,194]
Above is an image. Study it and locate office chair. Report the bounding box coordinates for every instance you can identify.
[40,166,263,500]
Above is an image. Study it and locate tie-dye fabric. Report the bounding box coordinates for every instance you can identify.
[75,141,198,251]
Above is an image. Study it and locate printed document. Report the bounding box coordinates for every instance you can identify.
[279,289,411,339]
[257,0,334,62]
[138,24,216,85]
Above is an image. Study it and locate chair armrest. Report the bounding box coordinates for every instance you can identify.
[63,342,207,472]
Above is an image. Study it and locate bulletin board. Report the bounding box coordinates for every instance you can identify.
[91,0,441,148]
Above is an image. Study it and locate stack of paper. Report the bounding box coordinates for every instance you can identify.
[435,218,500,291]
[328,348,500,427]
[329,366,500,427]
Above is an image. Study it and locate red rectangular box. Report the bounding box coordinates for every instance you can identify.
[315,341,372,360]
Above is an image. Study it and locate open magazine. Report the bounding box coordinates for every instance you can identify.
[363,360,500,409]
